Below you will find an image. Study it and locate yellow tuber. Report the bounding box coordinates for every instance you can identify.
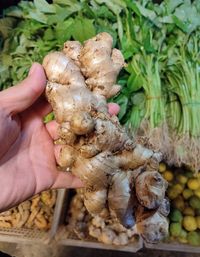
[0,190,56,231]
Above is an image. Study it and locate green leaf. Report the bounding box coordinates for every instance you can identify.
[28,10,47,24]
[127,73,143,93]
[125,0,141,17]
[166,0,184,13]
[2,54,12,66]
[125,62,134,74]
[118,77,128,87]
[0,64,10,88]
[82,3,96,19]
[173,2,200,33]
[157,15,173,24]
[135,2,156,21]
[47,4,81,24]
[143,30,156,53]
[129,105,143,130]
[16,66,28,80]
[54,19,74,44]
[131,92,145,106]
[121,35,140,60]
[0,18,16,39]
[4,6,24,18]
[122,43,138,60]
[94,0,126,15]
[117,15,123,43]
[16,1,35,16]
[3,38,17,53]
[53,0,78,5]
[34,0,56,13]
[115,94,129,120]
[194,0,200,12]
[125,10,136,41]
[44,112,54,123]
[95,5,115,20]
[71,17,96,43]
[43,28,55,41]
[172,15,188,33]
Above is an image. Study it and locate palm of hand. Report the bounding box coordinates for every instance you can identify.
[0,102,59,207]
[0,64,82,210]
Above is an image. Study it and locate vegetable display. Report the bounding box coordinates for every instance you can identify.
[159,164,200,246]
[42,32,168,244]
[0,0,200,248]
[0,190,57,230]
[0,0,200,171]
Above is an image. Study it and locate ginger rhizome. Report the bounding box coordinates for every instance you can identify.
[43,32,169,244]
[65,191,170,246]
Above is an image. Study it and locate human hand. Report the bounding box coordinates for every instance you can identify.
[0,63,120,211]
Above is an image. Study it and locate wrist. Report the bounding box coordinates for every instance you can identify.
[0,163,33,212]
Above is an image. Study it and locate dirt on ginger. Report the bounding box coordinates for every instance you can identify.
[43,32,169,244]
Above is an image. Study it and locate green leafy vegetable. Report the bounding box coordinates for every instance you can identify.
[71,17,96,43]
[0,0,200,153]
[34,0,56,14]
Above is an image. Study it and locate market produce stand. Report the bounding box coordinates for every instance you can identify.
[0,189,143,253]
[0,188,200,254]
[0,0,200,255]
[56,227,143,253]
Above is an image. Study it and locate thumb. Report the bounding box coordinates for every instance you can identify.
[0,63,46,114]
[52,171,84,189]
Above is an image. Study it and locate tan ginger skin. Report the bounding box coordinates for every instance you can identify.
[43,32,169,243]
[66,192,170,245]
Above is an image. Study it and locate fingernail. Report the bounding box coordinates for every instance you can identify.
[28,63,38,76]
[108,103,120,116]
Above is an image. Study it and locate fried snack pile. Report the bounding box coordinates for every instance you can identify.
[0,190,56,230]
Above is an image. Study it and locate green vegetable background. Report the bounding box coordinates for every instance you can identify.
[0,0,200,168]
[1,0,200,246]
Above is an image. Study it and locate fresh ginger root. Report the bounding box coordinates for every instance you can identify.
[43,32,169,243]
[66,192,137,246]
[67,192,170,245]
